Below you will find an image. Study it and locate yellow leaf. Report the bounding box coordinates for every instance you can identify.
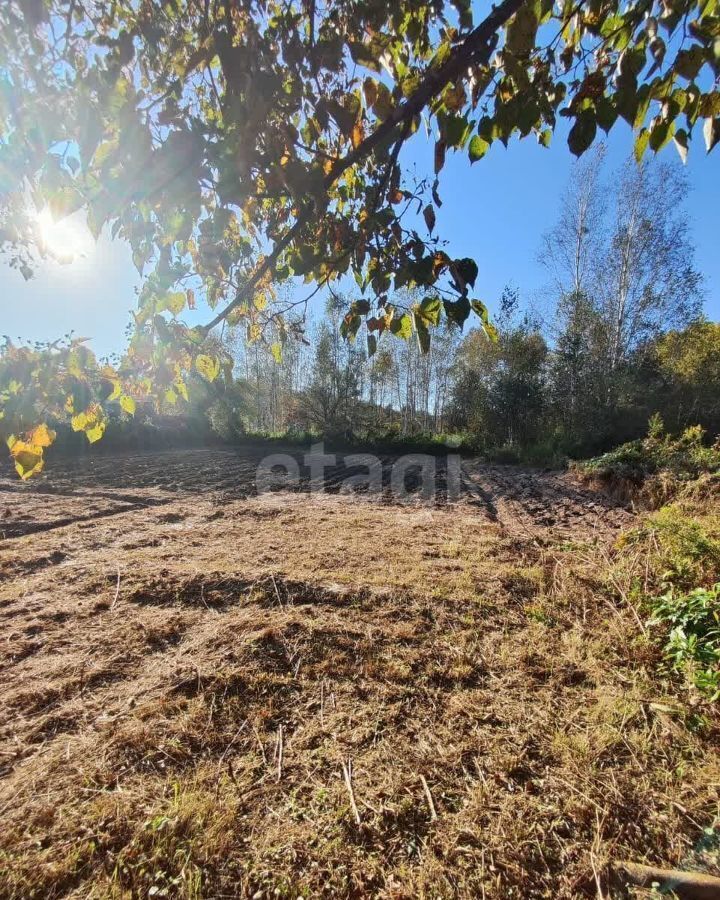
[9,440,44,480]
[120,395,136,415]
[166,291,186,316]
[195,354,220,382]
[351,121,364,149]
[29,423,56,448]
[15,453,44,480]
[71,412,88,432]
[86,422,106,443]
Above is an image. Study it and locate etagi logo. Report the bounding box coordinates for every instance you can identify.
[255,443,464,502]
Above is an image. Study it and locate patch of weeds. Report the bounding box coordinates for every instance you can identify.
[526,603,557,627]
[648,583,720,701]
[111,782,231,899]
[618,503,720,591]
[575,419,720,502]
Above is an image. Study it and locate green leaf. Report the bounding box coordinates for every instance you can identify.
[455,257,478,289]
[595,97,618,134]
[347,40,381,72]
[438,111,472,148]
[505,5,538,56]
[389,313,413,340]
[471,299,498,342]
[649,118,674,153]
[270,342,283,364]
[443,296,471,328]
[634,127,650,163]
[568,110,597,157]
[537,128,552,148]
[372,82,393,120]
[468,135,489,162]
[674,46,705,81]
[413,311,430,353]
[418,296,442,326]
[195,354,220,382]
[615,87,639,126]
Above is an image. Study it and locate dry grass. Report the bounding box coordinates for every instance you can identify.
[0,450,718,898]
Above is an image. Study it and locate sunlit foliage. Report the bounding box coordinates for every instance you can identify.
[1,0,718,472]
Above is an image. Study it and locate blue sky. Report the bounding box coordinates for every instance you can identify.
[2,120,717,359]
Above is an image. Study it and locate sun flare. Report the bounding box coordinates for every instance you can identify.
[35,208,93,263]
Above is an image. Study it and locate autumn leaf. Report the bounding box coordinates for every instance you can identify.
[10,442,45,480]
[29,423,56,448]
[119,395,136,415]
[351,121,365,149]
[195,354,220,382]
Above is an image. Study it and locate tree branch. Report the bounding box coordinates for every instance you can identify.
[200,0,526,335]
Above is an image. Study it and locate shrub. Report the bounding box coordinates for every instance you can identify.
[649,583,720,700]
[574,419,720,503]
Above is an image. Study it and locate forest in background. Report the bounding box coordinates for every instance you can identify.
[200,150,718,464]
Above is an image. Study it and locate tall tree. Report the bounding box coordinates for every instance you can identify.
[450,290,548,449]
[598,160,703,371]
[540,146,607,299]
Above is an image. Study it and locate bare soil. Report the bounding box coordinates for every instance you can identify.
[0,447,717,899]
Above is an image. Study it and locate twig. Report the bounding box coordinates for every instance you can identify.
[420,774,438,821]
[276,724,284,781]
[199,583,210,610]
[110,564,121,610]
[271,574,283,608]
[252,724,268,766]
[590,809,607,899]
[342,758,361,825]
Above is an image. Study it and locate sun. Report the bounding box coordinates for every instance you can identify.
[35,208,94,263]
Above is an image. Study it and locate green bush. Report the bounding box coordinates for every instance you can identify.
[576,419,720,486]
[649,583,720,701]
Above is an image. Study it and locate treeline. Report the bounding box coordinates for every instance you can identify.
[213,294,461,443]
[205,152,717,462]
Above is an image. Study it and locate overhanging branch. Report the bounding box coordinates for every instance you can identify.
[201,0,527,335]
